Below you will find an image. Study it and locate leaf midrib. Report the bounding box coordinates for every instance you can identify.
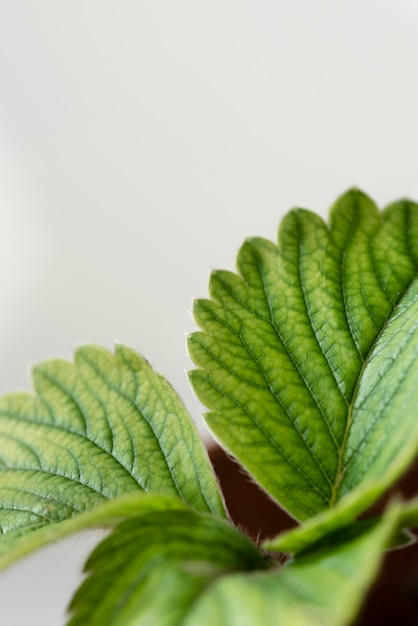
[331,272,418,504]
[250,211,418,509]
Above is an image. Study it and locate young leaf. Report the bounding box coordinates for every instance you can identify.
[183,504,400,626]
[67,509,268,626]
[394,495,418,529]
[189,190,418,521]
[262,478,388,553]
[0,344,225,547]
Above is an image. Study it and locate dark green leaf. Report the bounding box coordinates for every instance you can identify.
[184,505,400,626]
[67,509,267,626]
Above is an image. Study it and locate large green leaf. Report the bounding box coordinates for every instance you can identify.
[184,504,400,626]
[67,509,268,626]
[189,189,418,521]
[68,504,399,626]
[0,344,225,549]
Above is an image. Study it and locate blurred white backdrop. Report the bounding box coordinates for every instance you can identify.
[1,1,418,623]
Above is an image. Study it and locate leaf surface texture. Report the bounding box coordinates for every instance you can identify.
[67,509,267,626]
[0,344,225,546]
[68,504,398,626]
[184,506,399,626]
[189,190,418,520]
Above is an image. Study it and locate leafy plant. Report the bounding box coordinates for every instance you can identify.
[1,189,418,625]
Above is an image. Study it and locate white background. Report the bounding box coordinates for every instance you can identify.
[1,1,418,623]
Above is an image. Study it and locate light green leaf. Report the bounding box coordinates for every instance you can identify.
[189,189,418,522]
[0,344,225,551]
[263,478,385,553]
[67,509,268,626]
[184,504,400,626]
[395,495,418,529]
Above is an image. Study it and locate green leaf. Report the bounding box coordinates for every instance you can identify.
[394,495,418,529]
[0,493,187,570]
[184,504,400,626]
[0,344,225,549]
[263,478,386,553]
[189,189,418,522]
[67,509,268,626]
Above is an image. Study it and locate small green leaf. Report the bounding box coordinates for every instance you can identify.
[184,505,400,626]
[0,344,225,549]
[263,478,386,553]
[67,509,267,626]
[395,495,418,529]
[189,190,418,522]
